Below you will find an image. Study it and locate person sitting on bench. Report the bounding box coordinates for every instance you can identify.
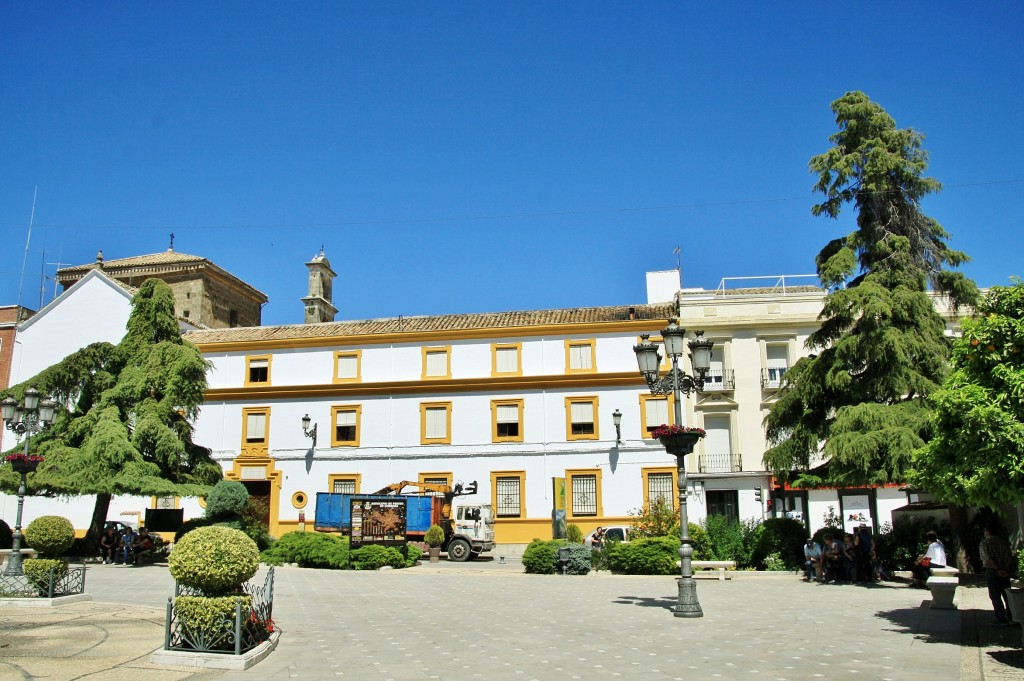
[132,528,154,564]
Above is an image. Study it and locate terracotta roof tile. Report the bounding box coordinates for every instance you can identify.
[58,251,208,273]
[184,302,678,344]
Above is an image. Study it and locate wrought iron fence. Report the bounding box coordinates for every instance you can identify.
[0,564,87,598]
[164,567,276,655]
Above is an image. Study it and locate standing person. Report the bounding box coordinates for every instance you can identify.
[592,526,606,551]
[99,526,120,564]
[856,524,875,583]
[803,537,823,582]
[911,531,946,587]
[980,525,1014,625]
[842,533,858,582]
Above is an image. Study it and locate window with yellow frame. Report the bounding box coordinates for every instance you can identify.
[419,472,453,497]
[244,355,271,386]
[639,394,674,438]
[422,346,451,379]
[420,402,452,444]
[328,473,361,495]
[241,407,271,453]
[491,342,522,376]
[491,470,525,518]
[330,405,361,447]
[566,468,602,517]
[642,467,678,509]
[491,399,524,442]
[564,339,596,373]
[564,396,599,441]
[334,350,361,383]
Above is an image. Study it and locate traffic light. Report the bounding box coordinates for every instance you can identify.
[754,486,763,503]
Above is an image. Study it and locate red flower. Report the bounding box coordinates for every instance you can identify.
[650,424,706,438]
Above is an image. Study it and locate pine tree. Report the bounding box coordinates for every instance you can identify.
[764,92,978,488]
[1,279,222,546]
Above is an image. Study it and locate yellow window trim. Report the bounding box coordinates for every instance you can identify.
[418,472,453,488]
[639,394,675,438]
[420,402,453,445]
[491,342,523,377]
[490,470,526,519]
[564,339,597,374]
[490,398,525,443]
[422,346,452,380]
[566,467,603,518]
[327,473,362,494]
[244,354,272,387]
[241,406,271,454]
[333,350,362,384]
[564,395,600,441]
[641,466,678,509]
[330,404,362,447]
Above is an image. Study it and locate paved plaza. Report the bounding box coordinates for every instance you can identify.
[1,559,1023,681]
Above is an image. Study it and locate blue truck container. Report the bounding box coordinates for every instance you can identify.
[314,493,439,535]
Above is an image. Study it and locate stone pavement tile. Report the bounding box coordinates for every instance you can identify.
[0,601,220,681]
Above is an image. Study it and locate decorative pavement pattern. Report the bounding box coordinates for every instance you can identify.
[1,559,1022,680]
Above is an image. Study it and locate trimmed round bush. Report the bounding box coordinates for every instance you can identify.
[169,525,260,595]
[24,515,75,557]
[0,518,12,549]
[23,558,69,592]
[205,480,250,518]
[566,523,584,544]
[261,531,349,569]
[424,525,445,548]
[522,538,559,574]
[175,595,254,650]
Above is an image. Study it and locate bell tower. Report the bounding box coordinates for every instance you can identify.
[301,249,338,324]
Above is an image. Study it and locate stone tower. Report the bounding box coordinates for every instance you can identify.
[301,249,337,324]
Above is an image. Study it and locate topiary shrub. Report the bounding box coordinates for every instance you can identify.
[261,531,349,569]
[168,525,260,595]
[404,544,423,567]
[566,523,584,544]
[205,480,250,519]
[424,525,445,548]
[23,558,69,594]
[176,594,253,639]
[607,536,679,575]
[0,518,12,549]
[24,516,75,557]
[750,518,806,570]
[350,544,406,570]
[522,538,559,574]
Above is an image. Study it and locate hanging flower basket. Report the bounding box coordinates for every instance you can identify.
[5,453,43,474]
[650,424,706,456]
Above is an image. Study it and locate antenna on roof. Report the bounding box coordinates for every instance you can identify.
[16,186,39,309]
[169,233,175,251]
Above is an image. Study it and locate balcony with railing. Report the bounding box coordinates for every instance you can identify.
[761,366,788,390]
[701,369,735,391]
[698,451,743,473]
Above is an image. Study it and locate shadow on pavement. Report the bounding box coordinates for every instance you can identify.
[612,594,677,610]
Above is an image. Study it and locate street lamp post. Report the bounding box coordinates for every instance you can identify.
[2,388,56,576]
[634,320,713,618]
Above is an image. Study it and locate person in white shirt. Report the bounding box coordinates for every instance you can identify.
[911,531,947,587]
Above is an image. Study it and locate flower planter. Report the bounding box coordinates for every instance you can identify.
[8,458,40,474]
[657,433,704,456]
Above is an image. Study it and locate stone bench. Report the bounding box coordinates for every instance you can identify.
[929,566,958,578]
[0,548,39,565]
[925,575,958,609]
[691,560,736,580]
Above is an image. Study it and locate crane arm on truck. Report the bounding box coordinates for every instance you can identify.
[372,481,478,531]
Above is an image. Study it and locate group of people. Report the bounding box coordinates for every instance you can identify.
[98,525,156,565]
[803,524,881,584]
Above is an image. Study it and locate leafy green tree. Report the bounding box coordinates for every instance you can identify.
[1,279,222,546]
[913,281,1024,508]
[764,91,977,488]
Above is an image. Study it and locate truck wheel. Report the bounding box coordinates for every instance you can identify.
[447,538,472,562]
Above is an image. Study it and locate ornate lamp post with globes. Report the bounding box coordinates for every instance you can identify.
[634,320,713,618]
[2,388,56,576]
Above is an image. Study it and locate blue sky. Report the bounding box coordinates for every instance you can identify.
[1,3,1021,326]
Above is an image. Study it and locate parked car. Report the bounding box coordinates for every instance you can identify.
[584,525,633,548]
